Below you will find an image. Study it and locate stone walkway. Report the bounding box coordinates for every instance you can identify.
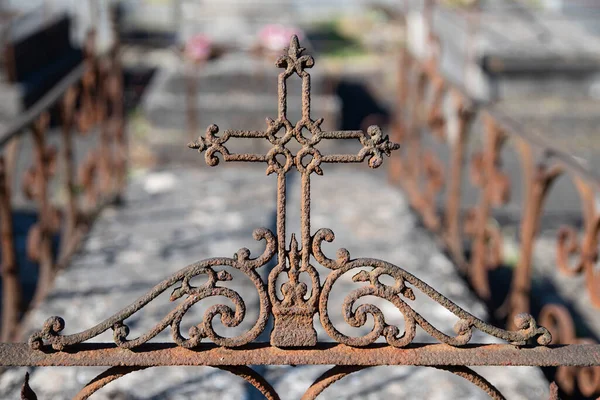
[0,164,550,399]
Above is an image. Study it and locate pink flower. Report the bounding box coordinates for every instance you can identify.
[259,24,304,52]
[185,34,212,62]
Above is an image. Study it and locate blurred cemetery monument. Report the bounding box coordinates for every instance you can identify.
[408,0,600,169]
[0,0,114,126]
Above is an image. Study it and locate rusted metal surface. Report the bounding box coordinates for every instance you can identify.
[549,381,561,400]
[218,366,281,400]
[302,365,505,400]
[0,155,20,342]
[0,11,127,342]
[61,364,279,400]
[20,372,37,400]
[540,304,600,397]
[16,365,566,400]
[73,366,147,400]
[1,34,597,399]
[467,116,510,300]
[433,366,505,400]
[28,112,55,307]
[389,5,600,396]
[302,366,366,400]
[6,342,600,367]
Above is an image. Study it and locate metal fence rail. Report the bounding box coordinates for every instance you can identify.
[0,16,127,342]
[389,4,600,397]
[0,34,596,400]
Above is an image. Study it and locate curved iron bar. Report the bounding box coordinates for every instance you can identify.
[393,32,600,392]
[495,137,563,326]
[301,365,505,399]
[20,373,37,400]
[21,365,279,400]
[540,304,600,397]
[314,229,550,347]
[29,229,276,351]
[0,66,85,147]
[74,366,146,400]
[553,177,600,307]
[433,366,505,400]
[301,365,365,400]
[29,226,549,351]
[218,366,281,400]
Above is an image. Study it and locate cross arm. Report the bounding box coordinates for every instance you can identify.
[188,124,400,171]
[319,126,400,168]
[188,125,271,166]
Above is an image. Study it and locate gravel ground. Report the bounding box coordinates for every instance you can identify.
[0,164,550,399]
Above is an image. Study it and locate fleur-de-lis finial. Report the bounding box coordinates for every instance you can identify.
[287,35,303,57]
[276,35,314,75]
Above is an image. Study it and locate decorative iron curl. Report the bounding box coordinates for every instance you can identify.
[554,184,600,306]
[301,365,505,400]
[74,366,146,400]
[314,228,551,348]
[463,208,504,269]
[556,227,586,275]
[29,228,276,351]
[22,366,279,400]
[540,304,600,397]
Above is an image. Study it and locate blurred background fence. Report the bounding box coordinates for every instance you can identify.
[391,1,600,396]
[0,5,126,342]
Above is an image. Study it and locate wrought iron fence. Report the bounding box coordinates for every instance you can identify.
[389,4,600,397]
[0,20,126,343]
[0,34,597,400]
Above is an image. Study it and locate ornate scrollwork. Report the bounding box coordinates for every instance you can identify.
[188,36,399,174]
[29,229,276,350]
[29,225,550,351]
[22,113,63,263]
[314,229,550,348]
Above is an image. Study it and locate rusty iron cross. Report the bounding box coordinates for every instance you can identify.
[10,18,568,400]
[188,35,399,345]
[29,35,550,358]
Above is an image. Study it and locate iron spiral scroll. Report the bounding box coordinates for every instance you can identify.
[24,36,553,399]
[29,227,551,351]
